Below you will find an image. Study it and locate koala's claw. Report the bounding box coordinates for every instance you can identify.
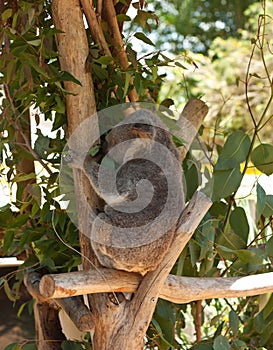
[64,149,84,170]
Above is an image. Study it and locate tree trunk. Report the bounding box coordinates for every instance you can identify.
[51,1,132,348]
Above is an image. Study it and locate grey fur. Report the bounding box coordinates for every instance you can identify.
[67,109,185,275]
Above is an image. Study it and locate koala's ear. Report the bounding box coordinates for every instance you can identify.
[131,123,154,139]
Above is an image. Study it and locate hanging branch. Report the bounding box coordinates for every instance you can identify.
[102,0,138,102]
[80,0,111,55]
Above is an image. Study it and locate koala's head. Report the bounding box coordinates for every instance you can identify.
[104,109,169,164]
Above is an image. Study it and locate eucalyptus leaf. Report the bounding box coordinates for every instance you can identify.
[134,32,155,46]
[59,71,82,86]
[262,293,273,320]
[213,335,231,350]
[266,236,273,257]
[235,248,264,265]
[229,310,239,336]
[263,195,273,217]
[256,183,266,221]
[230,207,249,243]
[3,343,20,350]
[4,279,17,302]
[212,167,242,201]
[95,55,113,65]
[116,14,131,22]
[251,143,273,175]
[61,340,83,350]
[215,131,251,170]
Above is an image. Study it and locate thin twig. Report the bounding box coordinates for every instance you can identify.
[3,83,53,175]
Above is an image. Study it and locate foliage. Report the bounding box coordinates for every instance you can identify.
[0,0,273,350]
[150,0,256,53]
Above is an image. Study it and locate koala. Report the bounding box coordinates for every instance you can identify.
[67,109,185,275]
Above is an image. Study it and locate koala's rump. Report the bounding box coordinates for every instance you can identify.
[91,226,175,275]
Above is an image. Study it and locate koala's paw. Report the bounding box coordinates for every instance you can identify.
[64,149,84,170]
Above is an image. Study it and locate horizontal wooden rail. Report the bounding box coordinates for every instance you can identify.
[40,269,273,304]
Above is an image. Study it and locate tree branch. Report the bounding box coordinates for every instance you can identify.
[40,269,273,304]
[177,98,209,161]
[80,0,111,55]
[102,0,138,102]
[24,271,94,332]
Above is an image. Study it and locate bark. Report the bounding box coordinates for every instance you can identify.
[34,303,65,350]
[24,272,66,350]
[177,98,209,161]
[25,271,93,334]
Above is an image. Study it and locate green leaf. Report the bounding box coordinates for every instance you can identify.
[9,214,29,228]
[95,55,113,65]
[232,340,247,349]
[88,144,101,157]
[22,344,38,350]
[251,143,273,175]
[61,340,83,350]
[4,279,17,302]
[28,58,49,77]
[3,231,15,253]
[17,302,27,318]
[212,168,242,201]
[6,60,17,84]
[209,201,227,217]
[175,61,187,69]
[123,72,131,98]
[134,32,155,46]
[215,131,251,170]
[12,44,28,56]
[27,39,41,46]
[235,248,264,265]
[263,293,273,319]
[263,195,273,217]
[229,207,249,243]
[92,64,108,79]
[4,343,20,350]
[266,236,273,257]
[1,9,13,21]
[193,343,214,350]
[213,335,231,350]
[229,310,239,336]
[59,71,82,86]
[116,14,131,22]
[54,96,66,114]
[189,240,199,267]
[256,183,266,221]
[34,133,50,158]
[184,156,201,200]
[13,172,36,183]
[28,184,42,206]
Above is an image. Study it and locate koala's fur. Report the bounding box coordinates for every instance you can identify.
[69,109,184,275]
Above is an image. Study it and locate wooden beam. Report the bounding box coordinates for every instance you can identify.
[40,269,273,304]
[25,272,93,332]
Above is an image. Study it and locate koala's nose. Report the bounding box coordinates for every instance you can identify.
[132,123,153,139]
